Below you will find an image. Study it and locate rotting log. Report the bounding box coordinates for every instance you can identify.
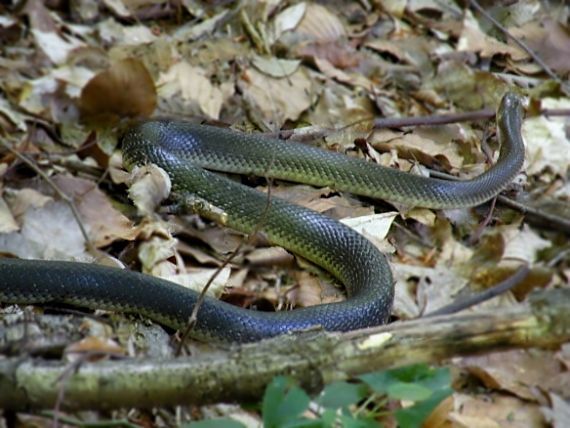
[0,289,569,410]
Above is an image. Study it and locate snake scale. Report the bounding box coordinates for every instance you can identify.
[0,93,525,342]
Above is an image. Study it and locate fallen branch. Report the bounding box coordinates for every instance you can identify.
[1,288,569,411]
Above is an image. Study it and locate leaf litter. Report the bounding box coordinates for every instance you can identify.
[0,0,569,425]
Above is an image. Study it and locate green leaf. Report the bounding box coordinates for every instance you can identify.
[318,381,368,409]
[359,365,452,428]
[184,418,246,428]
[262,376,311,428]
[387,382,433,401]
[395,388,452,428]
[360,364,450,396]
[358,370,393,395]
[415,367,451,391]
[320,409,380,428]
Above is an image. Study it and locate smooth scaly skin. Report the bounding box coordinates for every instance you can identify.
[0,93,525,342]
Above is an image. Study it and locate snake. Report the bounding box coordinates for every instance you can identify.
[0,92,525,343]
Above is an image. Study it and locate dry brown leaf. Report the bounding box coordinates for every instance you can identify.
[19,66,95,116]
[79,58,156,126]
[459,350,570,401]
[423,395,454,428]
[523,97,570,177]
[428,61,510,110]
[163,266,230,298]
[457,10,527,61]
[157,61,234,120]
[511,19,570,74]
[289,271,329,308]
[449,393,546,427]
[371,131,466,171]
[0,200,89,260]
[295,41,361,70]
[0,196,19,233]
[53,175,138,247]
[239,66,315,128]
[65,336,125,362]
[392,263,469,317]
[245,247,294,267]
[295,3,346,43]
[307,195,373,220]
[314,57,374,89]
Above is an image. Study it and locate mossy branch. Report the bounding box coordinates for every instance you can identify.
[1,289,569,411]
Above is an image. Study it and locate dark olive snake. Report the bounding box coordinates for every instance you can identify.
[0,93,525,342]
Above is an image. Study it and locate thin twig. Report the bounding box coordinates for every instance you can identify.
[469,0,566,89]
[175,169,277,355]
[496,195,570,235]
[541,109,570,118]
[256,107,567,143]
[424,263,530,317]
[372,108,495,128]
[426,164,570,235]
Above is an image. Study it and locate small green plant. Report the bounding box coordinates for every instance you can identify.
[186,364,452,428]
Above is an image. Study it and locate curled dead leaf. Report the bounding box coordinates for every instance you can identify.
[296,3,346,42]
[79,58,156,127]
[128,164,171,217]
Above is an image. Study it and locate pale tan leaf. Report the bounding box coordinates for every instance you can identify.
[173,10,229,41]
[450,393,545,427]
[97,19,158,45]
[296,3,346,42]
[502,225,551,263]
[460,350,568,401]
[19,66,95,115]
[138,236,177,273]
[52,175,137,247]
[31,29,85,64]
[273,2,306,40]
[0,201,89,261]
[128,164,171,217]
[404,208,436,226]
[239,67,315,128]
[543,393,570,428]
[65,336,125,362]
[164,266,230,298]
[102,0,132,17]
[157,62,233,120]
[3,188,52,220]
[252,56,301,78]
[0,95,27,131]
[341,212,397,253]
[0,197,18,234]
[523,97,570,176]
[380,0,406,17]
[457,10,527,60]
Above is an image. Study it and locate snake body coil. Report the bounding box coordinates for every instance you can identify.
[0,93,525,342]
